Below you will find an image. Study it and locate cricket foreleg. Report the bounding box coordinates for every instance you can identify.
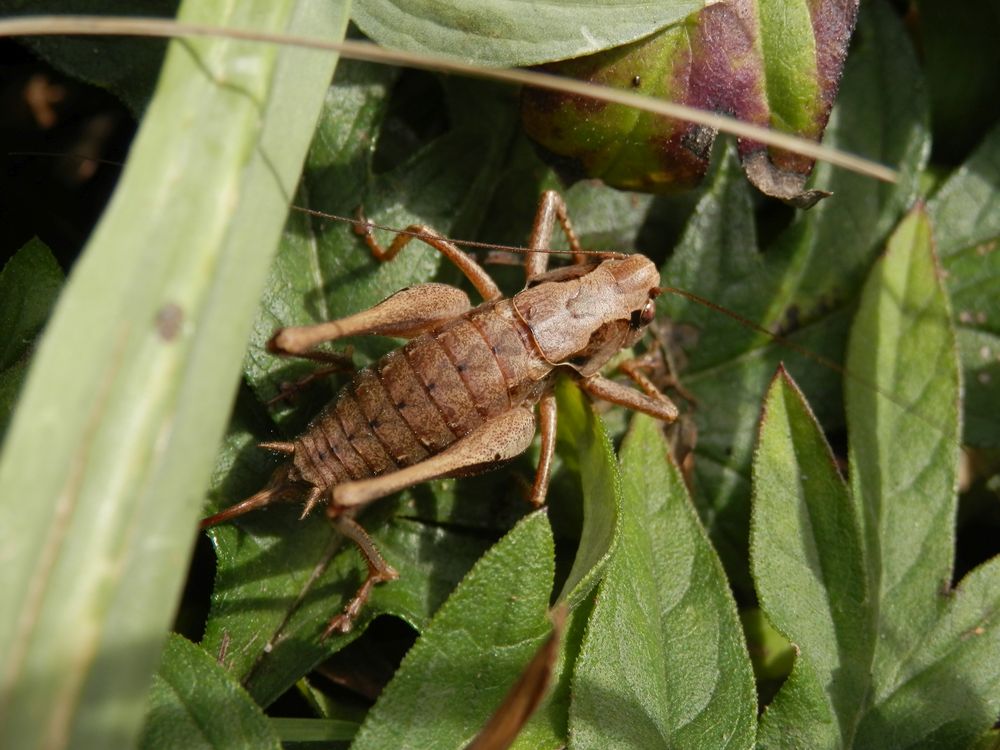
[329,407,538,509]
[323,514,400,638]
[269,284,472,356]
[578,373,680,423]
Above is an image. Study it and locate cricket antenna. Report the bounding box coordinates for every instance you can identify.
[660,285,948,437]
[290,205,626,259]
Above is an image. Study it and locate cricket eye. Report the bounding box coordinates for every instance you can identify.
[629,301,656,329]
[643,300,656,324]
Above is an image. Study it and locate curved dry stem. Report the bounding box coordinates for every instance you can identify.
[0,15,897,183]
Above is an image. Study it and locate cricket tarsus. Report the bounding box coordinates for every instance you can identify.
[322,515,399,638]
[203,190,679,635]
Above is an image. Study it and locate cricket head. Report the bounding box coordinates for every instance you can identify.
[513,253,661,376]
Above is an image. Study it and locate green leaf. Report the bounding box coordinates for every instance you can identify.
[847,207,960,675]
[553,377,621,606]
[506,379,625,750]
[139,634,281,750]
[847,205,961,690]
[659,0,929,592]
[0,238,63,439]
[350,511,555,750]
[754,206,1000,747]
[928,120,1000,446]
[929,121,1000,259]
[0,238,63,370]
[352,0,700,67]
[852,556,1000,748]
[751,371,869,747]
[571,414,756,749]
[270,717,358,744]
[0,2,347,748]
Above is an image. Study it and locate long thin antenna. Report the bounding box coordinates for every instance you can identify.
[291,206,624,258]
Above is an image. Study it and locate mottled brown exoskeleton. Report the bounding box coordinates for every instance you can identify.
[203,191,680,637]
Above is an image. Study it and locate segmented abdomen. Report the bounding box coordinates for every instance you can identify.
[291,298,551,490]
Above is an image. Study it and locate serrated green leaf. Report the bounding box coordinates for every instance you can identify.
[352,0,700,68]
[928,120,1000,447]
[847,207,960,679]
[754,206,1000,747]
[571,414,756,749]
[0,2,347,748]
[659,0,929,592]
[350,511,555,750]
[752,371,869,747]
[139,634,281,750]
[553,378,621,606]
[852,556,1000,748]
[502,379,625,750]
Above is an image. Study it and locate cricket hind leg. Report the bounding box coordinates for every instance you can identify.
[320,405,543,635]
[322,513,400,638]
[330,407,538,509]
[266,283,473,404]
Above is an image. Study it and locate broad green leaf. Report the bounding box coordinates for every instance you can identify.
[755,206,1000,747]
[0,238,63,439]
[0,2,347,748]
[571,414,756,749]
[352,0,701,68]
[553,377,621,606]
[507,379,624,750]
[752,371,869,747]
[847,206,960,696]
[929,120,1000,259]
[350,511,555,750]
[928,120,1000,446]
[659,0,929,592]
[139,634,281,750]
[852,556,1000,748]
[270,717,358,744]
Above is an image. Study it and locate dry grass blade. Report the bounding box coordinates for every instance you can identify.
[0,14,897,183]
[465,605,567,750]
